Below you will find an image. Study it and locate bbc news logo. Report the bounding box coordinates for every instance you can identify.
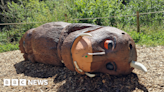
[4,79,48,86]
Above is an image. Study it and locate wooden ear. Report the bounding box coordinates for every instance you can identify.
[64,23,99,34]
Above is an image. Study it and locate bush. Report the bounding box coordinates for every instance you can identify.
[2,0,164,30]
[1,0,69,43]
[0,43,19,53]
[3,0,68,28]
[66,0,164,27]
[0,0,164,52]
[66,0,124,26]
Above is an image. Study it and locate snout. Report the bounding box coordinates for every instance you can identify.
[120,32,147,73]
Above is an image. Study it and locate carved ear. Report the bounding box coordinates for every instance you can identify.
[65,23,99,34]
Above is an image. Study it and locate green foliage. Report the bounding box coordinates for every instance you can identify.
[2,0,164,28]
[66,0,124,26]
[0,43,19,53]
[126,25,164,46]
[66,0,164,27]
[1,0,69,47]
[3,0,68,27]
[122,0,164,26]
[0,0,164,52]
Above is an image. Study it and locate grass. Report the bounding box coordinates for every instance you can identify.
[0,43,19,53]
[0,31,19,53]
[127,31,164,47]
[126,24,164,47]
[115,21,164,47]
[0,23,163,53]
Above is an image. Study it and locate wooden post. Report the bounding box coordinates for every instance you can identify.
[137,11,140,33]
[64,14,68,22]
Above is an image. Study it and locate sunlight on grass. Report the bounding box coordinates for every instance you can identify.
[0,43,19,53]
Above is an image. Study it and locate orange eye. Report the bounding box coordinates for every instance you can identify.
[104,40,113,49]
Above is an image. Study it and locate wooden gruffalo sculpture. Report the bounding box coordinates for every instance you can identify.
[19,22,147,77]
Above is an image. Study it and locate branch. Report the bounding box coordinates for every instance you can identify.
[1,0,4,6]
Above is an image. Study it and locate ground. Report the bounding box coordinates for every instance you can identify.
[0,45,163,92]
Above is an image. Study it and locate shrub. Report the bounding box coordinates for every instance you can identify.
[0,0,164,52]
[1,0,69,43]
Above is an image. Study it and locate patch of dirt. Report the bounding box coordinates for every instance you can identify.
[0,45,163,92]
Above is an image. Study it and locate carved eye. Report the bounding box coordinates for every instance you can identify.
[106,62,114,70]
[104,40,113,49]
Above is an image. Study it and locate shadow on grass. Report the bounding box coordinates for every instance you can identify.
[14,60,148,92]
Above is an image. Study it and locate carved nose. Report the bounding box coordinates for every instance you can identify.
[128,39,137,61]
[121,32,137,61]
[128,43,133,50]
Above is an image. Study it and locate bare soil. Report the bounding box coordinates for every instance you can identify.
[0,45,163,92]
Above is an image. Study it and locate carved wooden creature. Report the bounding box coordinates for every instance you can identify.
[19,22,147,77]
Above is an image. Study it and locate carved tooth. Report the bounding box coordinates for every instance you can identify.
[74,61,83,72]
[130,61,147,73]
[78,33,92,37]
[85,72,96,77]
[88,52,105,55]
